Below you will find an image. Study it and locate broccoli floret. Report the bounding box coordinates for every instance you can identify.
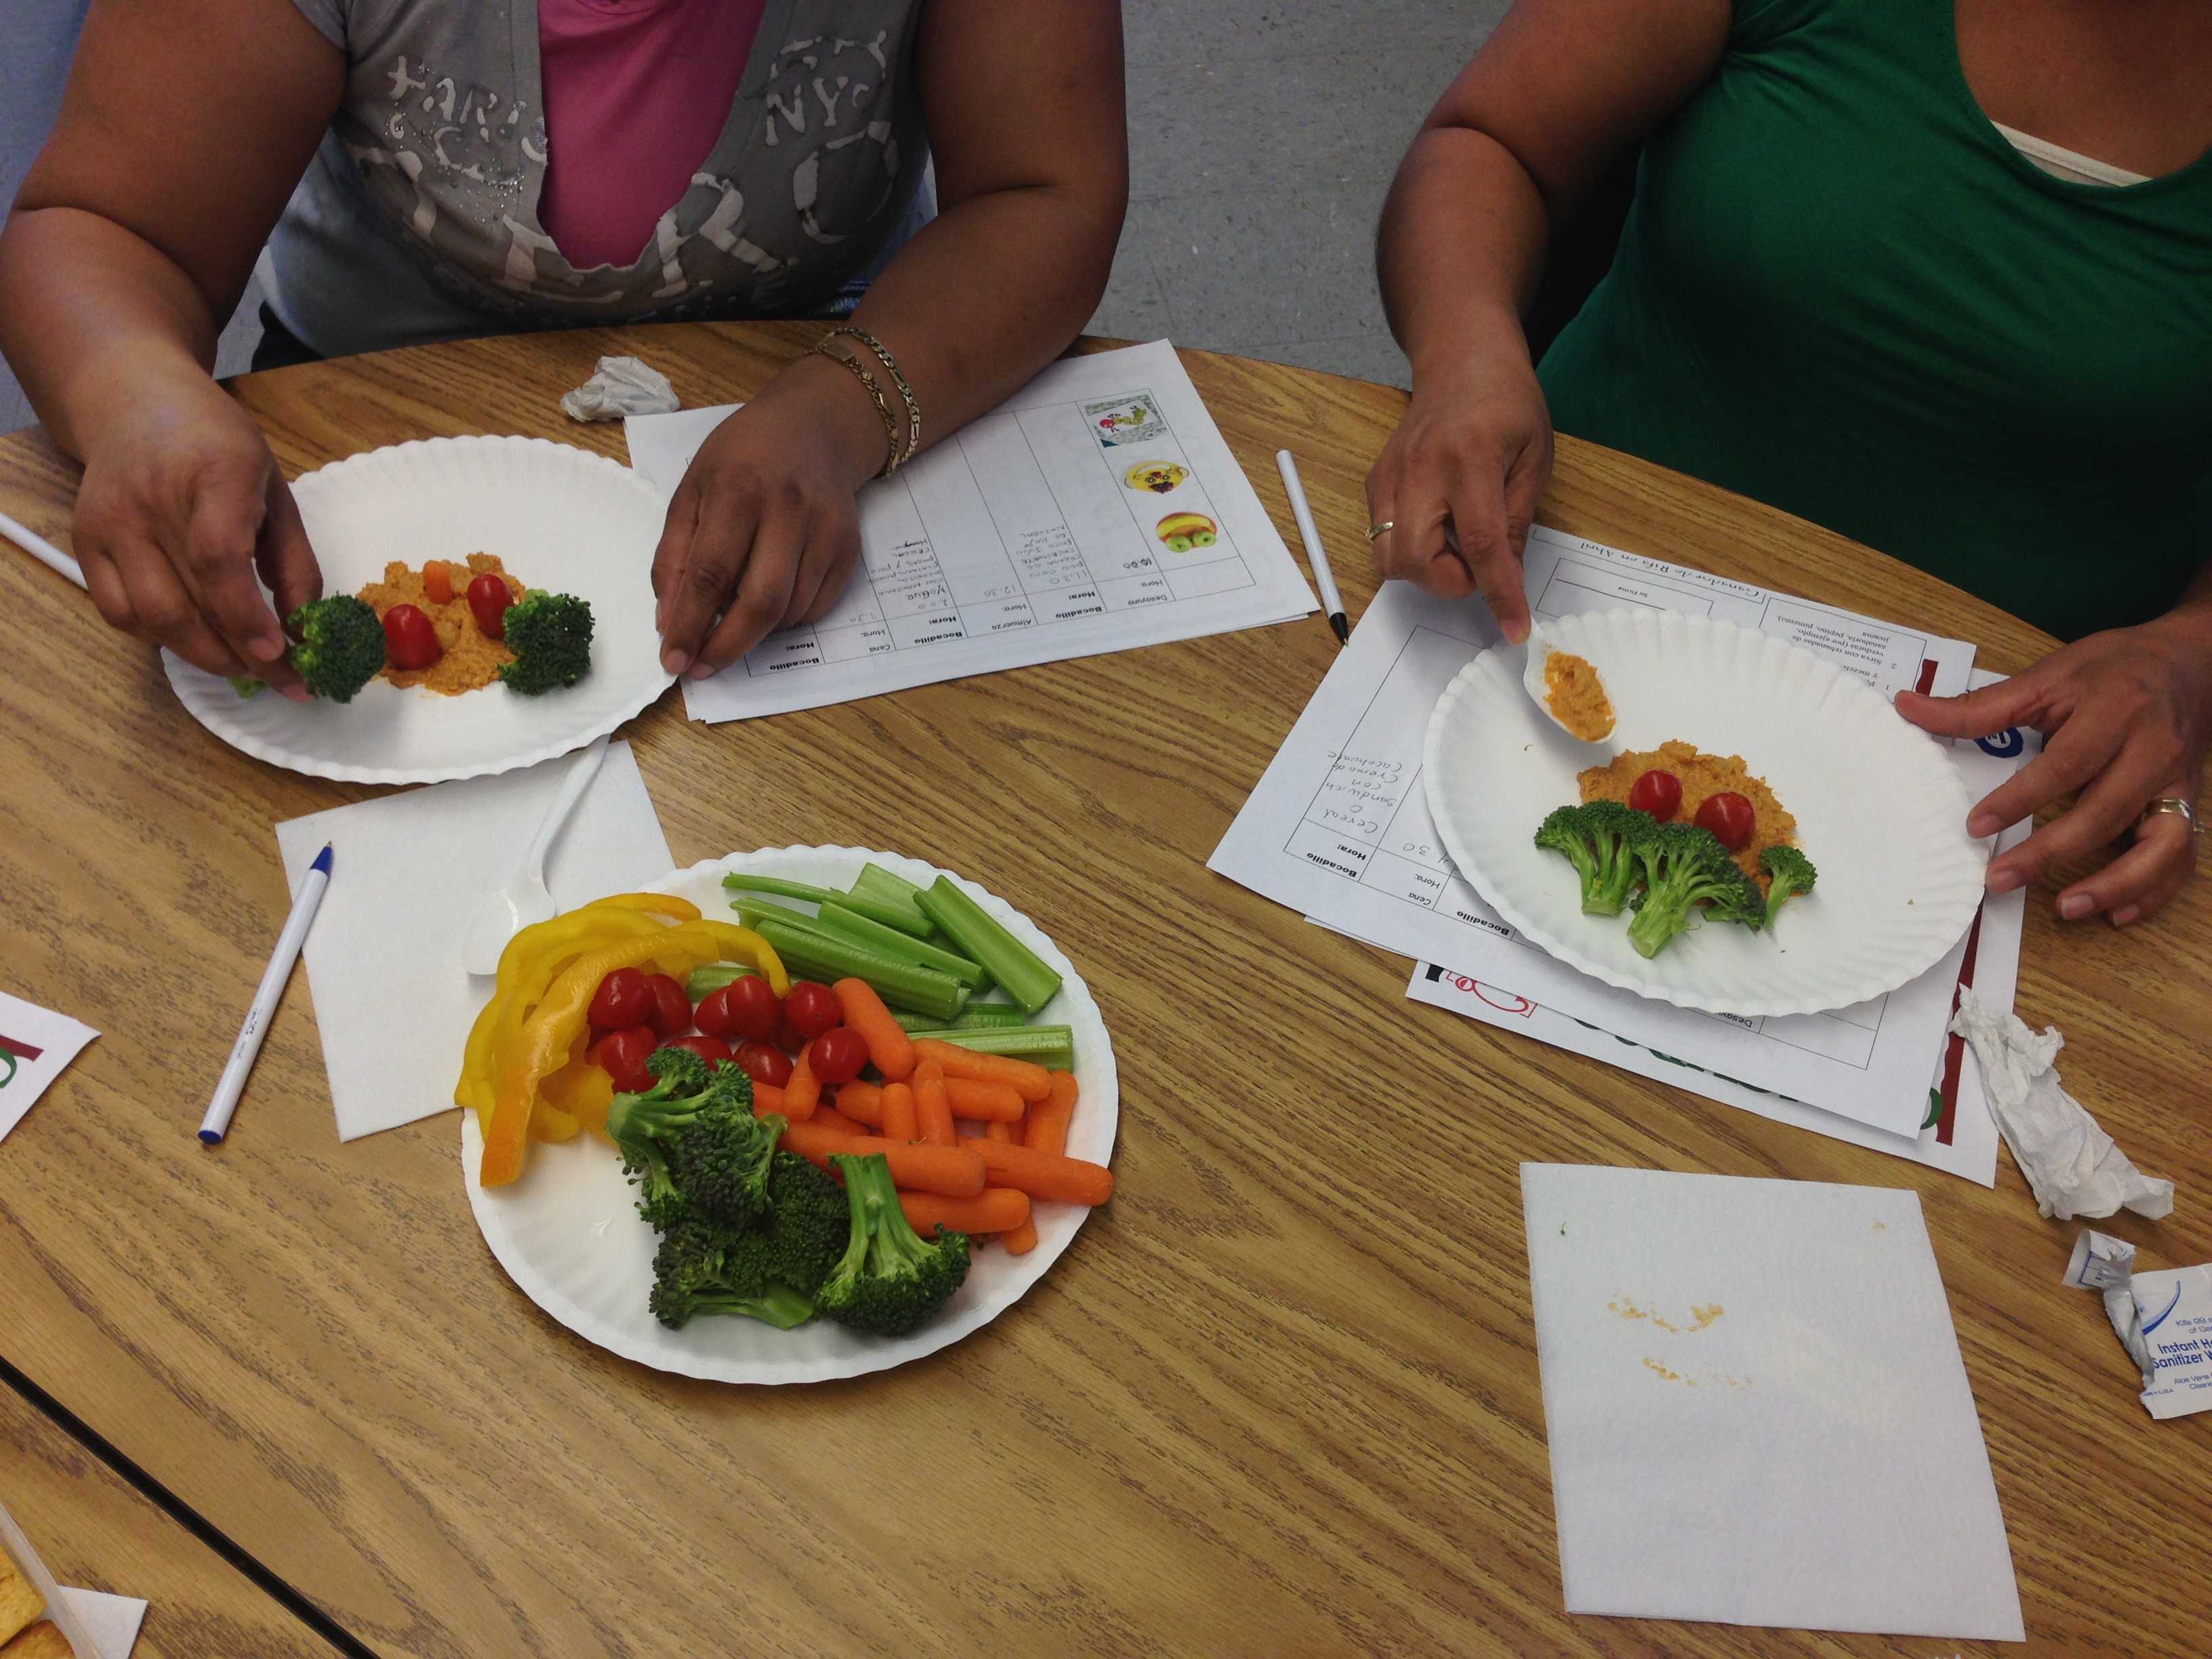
[604,1046,743,1227]
[816,1153,970,1338]
[497,591,594,695]
[1761,845,1818,921]
[1535,800,1654,916]
[648,1218,817,1330]
[284,594,386,702]
[752,1151,851,1297]
[673,1097,783,1232]
[1625,823,1767,959]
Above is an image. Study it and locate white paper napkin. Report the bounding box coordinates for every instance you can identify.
[1521,1163,2024,1641]
[273,740,674,1140]
[0,991,98,1145]
[56,1589,147,1658]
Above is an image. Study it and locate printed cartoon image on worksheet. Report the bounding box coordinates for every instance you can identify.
[1209,527,1979,1136]
[623,342,1313,721]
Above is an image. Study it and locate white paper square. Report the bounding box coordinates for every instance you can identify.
[0,991,98,1145]
[1521,1164,2023,1641]
[273,739,673,1141]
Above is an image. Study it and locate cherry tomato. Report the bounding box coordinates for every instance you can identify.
[588,1025,658,1093]
[587,966,652,1031]
[643,972,692,1038]
[664,1033,735,1067]
[771,1015,804,1055]
[381,602,441,670]
[1627,769,1683,823]
[783,981,842,1042]
[700,974,780,1042]
[422,561,453,605]
[466,572,513,640]
[809,1027,869,1087]
[1694,791,1757,852]
[733,1040,793,1088]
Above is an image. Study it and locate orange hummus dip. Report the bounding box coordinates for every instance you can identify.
[1543,649,1614,741]
[1578,739,1797,888]
[356,554,525,695]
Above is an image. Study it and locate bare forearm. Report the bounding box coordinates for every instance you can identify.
[1377,127,1551,375]
[0,206,224,457]
[827,182,1120,467]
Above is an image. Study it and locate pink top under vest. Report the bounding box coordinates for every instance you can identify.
[535,0,769,269]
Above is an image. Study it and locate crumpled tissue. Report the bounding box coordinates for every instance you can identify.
[561,355,680,421]
[2063,1230,2212,1420]
[1950,987,2173,1221]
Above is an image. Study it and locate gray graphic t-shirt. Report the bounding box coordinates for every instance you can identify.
[264,0,928,355]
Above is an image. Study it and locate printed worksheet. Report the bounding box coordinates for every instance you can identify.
[1400,677,2037,1185]
[624,341,1314,720]
[1208,527,1979,1133]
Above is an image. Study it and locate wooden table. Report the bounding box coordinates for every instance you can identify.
[1,323,2205,1659]
[1,1385,340,1657]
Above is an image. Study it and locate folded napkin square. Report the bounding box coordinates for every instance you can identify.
[273,740,673,1141]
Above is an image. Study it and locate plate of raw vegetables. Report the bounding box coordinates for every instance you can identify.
[459,845,1118,1384]
[165,436,673,785]
[1423,608,1986,1017]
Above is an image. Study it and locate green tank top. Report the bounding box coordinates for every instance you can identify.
[1538,0,2212,641]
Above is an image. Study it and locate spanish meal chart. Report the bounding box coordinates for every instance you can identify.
[1210,527,1985,1139]
[622,342,1314,720]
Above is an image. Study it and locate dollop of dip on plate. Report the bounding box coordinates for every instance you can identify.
[1543,649,1615,741]
[1580,739,1797,887]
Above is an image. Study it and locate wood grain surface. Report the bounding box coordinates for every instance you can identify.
[0,323,2205,1659]
[1,1386,338,1658]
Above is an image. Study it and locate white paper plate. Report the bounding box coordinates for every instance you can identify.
[165,436,672,783]
[1423,609,1986,1017]
[463,846,1119,1384]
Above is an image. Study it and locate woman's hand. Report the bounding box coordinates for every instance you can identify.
[1896,609,2212,925]
[73,370,321,697]
[1364,314,1554,642]
[651,355,891,678]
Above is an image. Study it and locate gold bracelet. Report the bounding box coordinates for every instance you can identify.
[809,342,903,478]
[826,325,921,468]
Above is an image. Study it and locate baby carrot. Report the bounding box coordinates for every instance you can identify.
[984,1118,1012,1144]
[832,978,916,1080]
[811,1103,865,1136]
[881,1080,917,1143]
[1003,1069,1074,1256]
[750,1082,788,1119]
[899,1187,1029,1237]
[1025,1069,1078,1154]
[424,560,453,604]
[945,1076,1025,1122]
[783,1044,821,1122]
[913,1038,1050,1103]
[972,1139,1113,1206]
[913,1060,955,1147]
[832,1080,883,1127]
[779,1122,985,1196]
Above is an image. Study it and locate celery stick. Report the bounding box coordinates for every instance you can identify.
[752,920,966,1021]
[686,963,756,1002]
[948,1006,1029,1029]
[889,1008,941,1033]
[853,862,930,910]
[904,1025,1073,1058]
[721,872,924,937]
[914,878,1062,1015]
[815,901,983,987]
[730,898,838,937]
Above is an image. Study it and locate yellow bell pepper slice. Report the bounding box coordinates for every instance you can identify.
[655,920,789,995]
[480,931,716,1186]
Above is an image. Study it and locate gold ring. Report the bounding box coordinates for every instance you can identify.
[2142,798,2200,836]
[1364,521,1395,541]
